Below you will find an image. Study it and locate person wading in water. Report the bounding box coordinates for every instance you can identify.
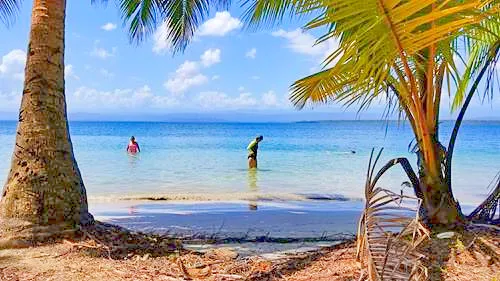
[247,135,263,169]
[126,136,141,154]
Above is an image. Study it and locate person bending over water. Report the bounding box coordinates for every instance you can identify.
[127,136,141,154]
[247,135,263,169]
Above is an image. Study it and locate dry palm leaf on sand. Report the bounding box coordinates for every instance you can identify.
[357,149,430,281]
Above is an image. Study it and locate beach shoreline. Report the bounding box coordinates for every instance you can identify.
[90,199,361,244]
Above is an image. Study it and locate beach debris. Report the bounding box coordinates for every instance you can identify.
[357,149,430,281]
[205,248,238,261]
[437,232,456,239]
[59,221,184,260]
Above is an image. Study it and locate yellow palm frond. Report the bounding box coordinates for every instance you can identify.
[454,16,500,111]
[288,0,499,109]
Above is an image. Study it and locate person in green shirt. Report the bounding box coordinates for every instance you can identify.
[247,135,263,169]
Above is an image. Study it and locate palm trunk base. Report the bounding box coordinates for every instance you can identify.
[420,178,464,227]
[0,213,93,249]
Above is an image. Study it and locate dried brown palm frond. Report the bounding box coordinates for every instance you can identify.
[357,149,430,281]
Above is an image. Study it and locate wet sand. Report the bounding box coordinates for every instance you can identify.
[90,200,362,255]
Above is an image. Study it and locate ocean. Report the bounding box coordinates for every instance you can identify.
[0,120,498,207]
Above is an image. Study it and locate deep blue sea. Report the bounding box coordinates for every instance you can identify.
[0,121,498,206]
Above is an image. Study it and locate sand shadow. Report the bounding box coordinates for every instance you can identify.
[77,221,183,259]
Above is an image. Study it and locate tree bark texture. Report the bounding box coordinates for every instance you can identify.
[0,0,92,227]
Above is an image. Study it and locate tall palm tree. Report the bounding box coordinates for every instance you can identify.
[244,0,500,226]
[0,0,229,236]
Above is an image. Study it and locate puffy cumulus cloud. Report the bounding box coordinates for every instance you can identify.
[152,21,173,54]
[0,49,26,80]
[245,48,257,59]
[196,90,287,110]
[101,22,117,31]
[164,61,208,95]
[91,41,117,59]
[164,49,222,94]
[65,64,79,80]
[153,12,239,54]
[198,11,242,37]
[261,90,279,107]
[272,29,339,61]
[69,85,178,112]
[200,48,221,67]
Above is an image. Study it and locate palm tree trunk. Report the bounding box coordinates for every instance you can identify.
[0,0,92,230]
[418,141,463,226]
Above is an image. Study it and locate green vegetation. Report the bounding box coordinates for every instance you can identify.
[244,0,500,227]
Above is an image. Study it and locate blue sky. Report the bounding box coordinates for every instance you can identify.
[0,1,499,121]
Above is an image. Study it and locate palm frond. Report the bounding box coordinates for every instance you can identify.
[468,172,500,224]
[357,149,430,281]
[117,0,162,44]
[115,0,231,53]
[241,0,314,28]
[287,0,499,110]
[454,15,500,110]
[0,0,20,26]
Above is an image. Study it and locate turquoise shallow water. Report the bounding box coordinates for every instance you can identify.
[0,121,498,205]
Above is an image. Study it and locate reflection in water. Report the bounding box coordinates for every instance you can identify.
[127,153,140,168]
[128,205,137,215]
[247,168,259,211]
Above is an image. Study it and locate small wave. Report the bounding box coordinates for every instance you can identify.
[89,192,362,203]
[298,193,362,202]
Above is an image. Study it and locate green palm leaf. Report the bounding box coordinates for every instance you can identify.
[111,0,231,53]
[0,0,20,25]
[454,16,500,110]
[290,0,498,110]
[242,0,312,28]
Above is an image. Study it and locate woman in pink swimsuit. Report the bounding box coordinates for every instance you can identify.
[126,136,140,154]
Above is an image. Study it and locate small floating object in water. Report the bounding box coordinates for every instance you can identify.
[436,232,455,239]
[351,150,356,154]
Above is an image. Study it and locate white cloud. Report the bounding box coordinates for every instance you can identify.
[245,48,257,59]
[91,41,117,59]
[69,85,178,112]
[198,12,242,37]
[211,75,220,80]
[197,91,257,109]
[195,90,287,110]
[164,61,208,95]
[0,49,26,80]
[200,48,221,67]
[164,49,222,94]
[238,86,245,92]
[262,90,278,107]
[101,22,117,31]
[152,21,173,54]
[153,12,240,54]
[272,29,339,60]
[251,75,260,80]
[65,64,80,80]
[99,68,115,78]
